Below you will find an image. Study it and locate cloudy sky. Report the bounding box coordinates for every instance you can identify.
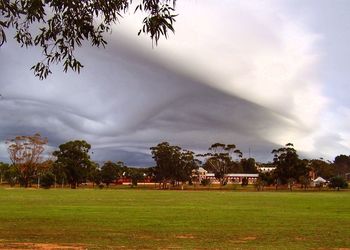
[1,0,350,166]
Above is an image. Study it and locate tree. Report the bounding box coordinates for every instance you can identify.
[52,160,67,188]
[309,159,335,180]
[240,158,258,173]
[241,177,248,187]
[199,143,242,186]
[6,133,48,187]
[4,165,18,187]
[298,175,311,190]
[0,162,9,184]
[0,0,177,79]
[40,172,55,189]
[272,143,309,190]
[36,159,55,188]
[53,140,92,189]
[328,176,348,191]
[258,172,275,186]
[228,161,243,173]
[87,161,102,187]
[333,155,350,178]
[101,161,119,187]
[254,178,267,191]
[123,167,145,187]
[150,142,197,189]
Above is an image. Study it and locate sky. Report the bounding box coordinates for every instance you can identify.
[1,0,350,166]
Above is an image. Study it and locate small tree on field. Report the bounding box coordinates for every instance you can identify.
[53,140,92,189]
[151,142,198,189]
[101,161,119,187]
[6,133,48,187]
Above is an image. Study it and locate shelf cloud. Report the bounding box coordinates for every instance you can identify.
[1,0,349,165]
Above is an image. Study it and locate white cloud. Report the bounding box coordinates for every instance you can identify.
[117,0,329,155]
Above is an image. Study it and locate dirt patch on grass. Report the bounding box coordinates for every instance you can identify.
[241,236,256,241]
[0,243,86,249]
[314,248,350,250]
[230,236,257,244]
[175,234,196,239]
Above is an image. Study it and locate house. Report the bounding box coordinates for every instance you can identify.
[193,167,259,184]
[312,176,327,187]
[192,167,208,182]
[225,173,259,184]
[256,163,276,173]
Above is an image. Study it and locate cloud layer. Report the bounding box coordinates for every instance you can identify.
[0,0,349,165]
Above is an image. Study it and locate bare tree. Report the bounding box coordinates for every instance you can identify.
[6,133,48,187]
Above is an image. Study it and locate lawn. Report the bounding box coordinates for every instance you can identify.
[0,188,349,249]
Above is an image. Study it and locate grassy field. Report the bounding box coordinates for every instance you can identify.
[0,188,349,249]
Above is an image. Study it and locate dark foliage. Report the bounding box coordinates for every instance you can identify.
[53,140,92,188]
[0,0,177,79]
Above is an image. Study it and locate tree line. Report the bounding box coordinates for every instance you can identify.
[0,134,349,190]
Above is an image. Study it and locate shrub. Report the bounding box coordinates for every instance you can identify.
[201,179,211,186]
[40,172,55,189]
[255,178,267,191]
[241,177,248,187]
[4,166,18,187]
[329,176,348,191]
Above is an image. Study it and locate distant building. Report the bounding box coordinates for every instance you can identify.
[225,173,259,184]
[192,167,208,182]
[312,176,328,187]
[256,163,276,173]
[193,168,259,184]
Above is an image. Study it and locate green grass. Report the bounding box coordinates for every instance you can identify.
[0,188,349,249]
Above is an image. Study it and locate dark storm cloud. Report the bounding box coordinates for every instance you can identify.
[0,35,288,165]
[2,0,347,165]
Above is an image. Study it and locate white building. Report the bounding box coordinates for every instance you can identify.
[193,167,259,184]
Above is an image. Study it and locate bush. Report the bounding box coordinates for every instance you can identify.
[329,176,348,191]
[255,178,267,191]
[201,179,211,186]
[241,177,248,187]
[4,167,18,187]
[40,172,55,189]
